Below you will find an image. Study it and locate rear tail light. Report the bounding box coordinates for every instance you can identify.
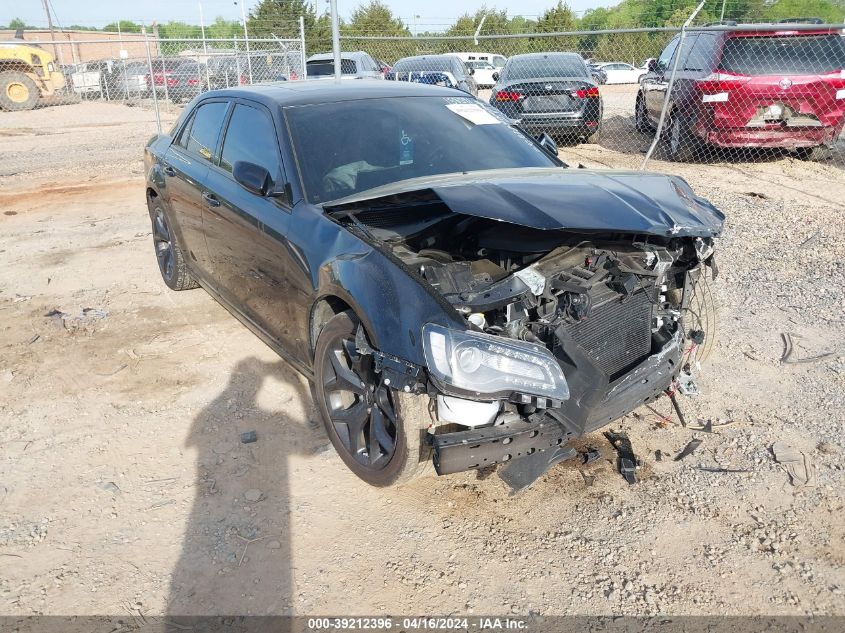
[572,87,600,98]
[187,78,199,86]
[290,71,298,81]
[239,74,249,85]
[495,90,523,102]
[167,77,178,87]
[697,72,750,98]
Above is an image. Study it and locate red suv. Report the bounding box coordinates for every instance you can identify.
[636,22,845,160]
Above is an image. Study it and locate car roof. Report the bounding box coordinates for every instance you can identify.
[194,79,465,107]
[394,55,456,64]
[307,51,369,62]
[508,52,584,62]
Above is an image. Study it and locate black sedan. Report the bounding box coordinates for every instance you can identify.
[144,81,723,490]
[490,52,604,144]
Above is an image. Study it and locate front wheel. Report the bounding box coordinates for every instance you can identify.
[0,70,39,111]
[314,311,433,486]
[635,94,652,133]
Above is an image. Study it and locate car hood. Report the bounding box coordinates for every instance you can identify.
[324,168,725,238]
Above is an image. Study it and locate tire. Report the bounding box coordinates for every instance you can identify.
[314,311,433,487]
[149,201,198,291]
[682,272,719,367]
[635,93,652,133]
[585,123,602,144]
[0,70,39,111]
[795,145,832,162]
[665,111,697,162]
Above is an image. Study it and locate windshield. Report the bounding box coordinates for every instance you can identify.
[719,35,845,75]
[506,56,587,80]
[286,96,559,203]
[307,59,357,76]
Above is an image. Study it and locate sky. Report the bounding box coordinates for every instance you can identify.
[2,0,617,31]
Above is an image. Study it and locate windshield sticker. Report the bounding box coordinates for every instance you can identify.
[446,102,501,125]
[399,129,414,165]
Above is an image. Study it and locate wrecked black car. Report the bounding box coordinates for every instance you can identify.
[144,81,723,488]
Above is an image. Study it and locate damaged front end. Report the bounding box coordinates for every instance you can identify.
[326,170,723,486]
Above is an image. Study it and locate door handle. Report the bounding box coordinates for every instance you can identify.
[202,192,221,207]
[163,164,176,177]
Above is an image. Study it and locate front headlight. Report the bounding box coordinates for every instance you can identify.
[422,323,569,402]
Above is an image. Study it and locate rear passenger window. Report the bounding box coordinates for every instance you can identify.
[185,101,228,162]
[220,104,281,176]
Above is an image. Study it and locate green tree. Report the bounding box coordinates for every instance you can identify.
[761,0,844,23]
[246,0,332,53]
[531,1,577,52]
[7,17,36,30]
[158,21,201,39]
[343,1,409,36]
[103,20,142,33]
[206,17,242,41]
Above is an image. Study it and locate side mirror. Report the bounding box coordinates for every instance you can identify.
[492,71,499,82]
[467,67,474,76]
[535,133,558,157]
[647,59,658,72]
[233,160,271,196]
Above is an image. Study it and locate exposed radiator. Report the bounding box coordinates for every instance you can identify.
[561,289,653,378]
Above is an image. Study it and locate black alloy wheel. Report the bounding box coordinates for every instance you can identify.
[322,329,397,469]
[314,311,431,486]
[153,207,175,283]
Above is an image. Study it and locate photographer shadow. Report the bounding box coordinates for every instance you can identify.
[167,356,322,619]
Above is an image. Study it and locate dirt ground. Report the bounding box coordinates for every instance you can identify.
[0,94,843,618]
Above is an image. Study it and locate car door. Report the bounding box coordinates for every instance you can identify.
[201,100,297,350]
[161,99,229,278]
[644,35,680,122]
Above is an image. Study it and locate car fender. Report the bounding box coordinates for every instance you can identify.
[297,210,465,367]
[313,245,465,367]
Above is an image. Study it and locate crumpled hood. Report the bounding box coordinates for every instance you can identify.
[325,168,725,238]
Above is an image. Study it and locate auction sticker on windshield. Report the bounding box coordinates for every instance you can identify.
[446,102,501,125]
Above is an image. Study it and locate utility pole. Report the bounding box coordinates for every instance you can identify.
[40,0,60,64]
[235,0,253,83]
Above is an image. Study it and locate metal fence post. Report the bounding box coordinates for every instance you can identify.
[639,0,706,169]
[330,0,341,80]
[300,15,307,79]
[142,27,162,134]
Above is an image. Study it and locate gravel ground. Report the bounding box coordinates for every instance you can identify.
[0,93,843,618]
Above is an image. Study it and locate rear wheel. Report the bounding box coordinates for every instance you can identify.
[314,311,432,487]
[0,71,39,111]
[795,145,831,162]
[666,112,697,162]
[585,123,602,144]
[150,202,198,291]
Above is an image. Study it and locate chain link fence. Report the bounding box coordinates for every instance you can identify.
[341,22,845,168]
[1,22,844,182]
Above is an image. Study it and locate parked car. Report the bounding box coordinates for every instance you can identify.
[144,81,723,490]
[207,51,302,89]
[388,55,477,96]
[451,51,507,71]
[595,61,647,84]
[149,58,191,96]
[489,52,603,143]
[168,60,207,104]
[636,22,845,161]
[462,59,497,88]
[305,51,383,79]
[587,63,607,85]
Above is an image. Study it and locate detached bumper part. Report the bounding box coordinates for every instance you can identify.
[432,415,575,475]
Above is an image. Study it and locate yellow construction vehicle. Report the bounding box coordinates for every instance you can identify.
[0,38,66,111]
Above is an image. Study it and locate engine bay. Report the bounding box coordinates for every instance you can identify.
[337,202,713,383]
